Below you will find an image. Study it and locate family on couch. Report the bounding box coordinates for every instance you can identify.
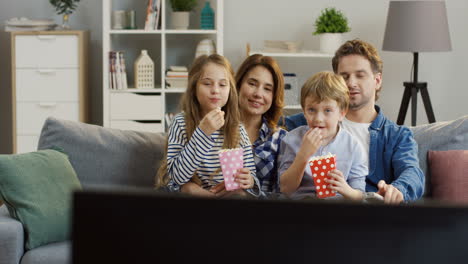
[155,39,425,205]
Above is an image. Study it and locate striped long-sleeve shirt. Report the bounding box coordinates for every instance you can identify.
[167,113,259,194]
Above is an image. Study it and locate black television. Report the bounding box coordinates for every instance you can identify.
[72,189,468,264]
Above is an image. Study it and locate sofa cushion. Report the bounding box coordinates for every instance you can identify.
[410,115,468,197]
[428,150,468,203]
[0,205,24,264]
[0,149,81,250]
[37,117,166,189]
[21,241,70,264]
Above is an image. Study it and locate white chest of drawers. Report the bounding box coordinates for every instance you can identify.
[11,31,88,153]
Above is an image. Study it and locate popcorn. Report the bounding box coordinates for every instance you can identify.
[309,153,337,198]
[219,148,244,191]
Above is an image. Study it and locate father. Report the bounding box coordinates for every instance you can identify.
[285,39,424,204]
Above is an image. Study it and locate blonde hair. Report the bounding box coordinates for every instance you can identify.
[155,54,240,188]
[300,71,349,111]
[235,54,285,131]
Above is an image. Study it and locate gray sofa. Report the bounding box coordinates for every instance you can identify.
[1,115,467,264]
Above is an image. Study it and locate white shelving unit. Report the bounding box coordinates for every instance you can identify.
[248,49,333,112]
[103,0,223,132]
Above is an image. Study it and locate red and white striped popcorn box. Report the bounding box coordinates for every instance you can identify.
[309,153,337,198]
[219,148,244,191]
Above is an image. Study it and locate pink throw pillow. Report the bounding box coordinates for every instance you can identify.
[428,150,468,203]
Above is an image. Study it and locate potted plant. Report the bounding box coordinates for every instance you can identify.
[170,0,197,30]
[313,7,351,54]
[49,0,80,29]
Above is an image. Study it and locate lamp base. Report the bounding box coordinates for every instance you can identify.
[396,82,436,126]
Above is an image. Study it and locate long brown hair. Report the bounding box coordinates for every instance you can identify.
[235,54,285,132]
[155,54,240,188]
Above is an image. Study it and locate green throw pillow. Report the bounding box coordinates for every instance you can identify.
[0,149,82,250]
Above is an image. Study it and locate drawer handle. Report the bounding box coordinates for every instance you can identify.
[37,69,56,74]
[38,102,57,107]
[37,35,56,40]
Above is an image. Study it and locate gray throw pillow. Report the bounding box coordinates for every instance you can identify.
[37,117,167,189]
[410,115,468,197]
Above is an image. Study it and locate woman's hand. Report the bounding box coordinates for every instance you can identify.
[325,169,363,200]
[181,182,215,197]
[199,108,225,136]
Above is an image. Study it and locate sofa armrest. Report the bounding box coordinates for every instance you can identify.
[0,205,24,264]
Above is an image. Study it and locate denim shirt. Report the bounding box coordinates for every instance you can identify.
[367,106,425,201]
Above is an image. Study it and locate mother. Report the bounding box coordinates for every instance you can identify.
[232,54,287,196]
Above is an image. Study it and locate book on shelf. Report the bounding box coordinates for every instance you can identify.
[144,0,161,30]
[108,51,129,90]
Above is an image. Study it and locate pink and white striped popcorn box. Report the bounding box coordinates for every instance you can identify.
[219,148,244,191]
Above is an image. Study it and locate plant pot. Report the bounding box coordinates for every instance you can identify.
[319,33,343,54]
[171,11,190,30]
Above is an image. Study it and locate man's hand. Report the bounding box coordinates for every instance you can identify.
[377,180,404,204]
[199,108,225,136]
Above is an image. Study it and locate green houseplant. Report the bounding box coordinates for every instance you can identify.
[49,0,80,29]
[313,7,351,54]
[170,0,197,12]
[170,0,197,29]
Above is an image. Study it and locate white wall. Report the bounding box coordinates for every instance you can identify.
[1,0,467,153]
[224,0,468,125]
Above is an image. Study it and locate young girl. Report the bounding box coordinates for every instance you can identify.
[278,71,367,200]
[156,54,260,197]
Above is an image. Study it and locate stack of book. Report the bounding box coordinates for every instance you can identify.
[263,40,303,53]
[5,17,56,31]
[109,51,128,90]
[144,0,161,30]
[166,66,188,89]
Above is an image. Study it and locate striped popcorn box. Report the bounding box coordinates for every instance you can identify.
[219,148,244,191]
[309,153,337,198]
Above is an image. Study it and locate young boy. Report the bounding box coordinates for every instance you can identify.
[278,71,367,200]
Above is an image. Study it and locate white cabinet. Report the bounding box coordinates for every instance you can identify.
[11,31,88,153]
[102,0,223,132]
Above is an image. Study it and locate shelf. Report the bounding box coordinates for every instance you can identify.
[249,50,334,58]
[284,105,302,110]
[109,30,217,35]
[164,29,218,34]
[109,30,163,34]
[109,88,162,93]
[165,88,186,93]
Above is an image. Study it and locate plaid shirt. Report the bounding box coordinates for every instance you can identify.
[166,119,287,197]
[253,119,287,196]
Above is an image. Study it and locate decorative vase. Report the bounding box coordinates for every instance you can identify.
[134,50,154,89]
[319,33,343,54]
[171,11,190,30]
[61,14,70,30]
[200,1,214,29]
[195,39,216,58]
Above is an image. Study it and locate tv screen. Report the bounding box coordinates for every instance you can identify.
[72,189,468,264]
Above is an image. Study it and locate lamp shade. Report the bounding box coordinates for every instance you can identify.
[383,1,451,52]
